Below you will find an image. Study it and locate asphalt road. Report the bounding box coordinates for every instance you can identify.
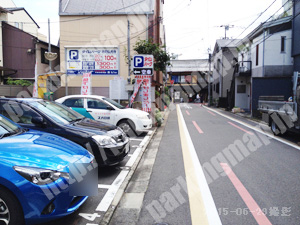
[135,103,300,225]
[40,131,152,225]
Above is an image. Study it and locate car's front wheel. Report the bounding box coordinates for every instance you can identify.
[118,120,137,137]
[0,186,24,225]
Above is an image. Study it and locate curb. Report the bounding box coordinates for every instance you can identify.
[100,110,169,225]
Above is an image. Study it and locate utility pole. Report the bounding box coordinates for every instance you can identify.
[127,20,131,105]
[48,18,52,72]
[208,52,212,106]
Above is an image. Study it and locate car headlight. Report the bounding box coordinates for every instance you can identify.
[92,135,117,146]
[136,114,149,120]
[14,166,69,185]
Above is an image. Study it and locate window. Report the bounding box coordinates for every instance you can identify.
[41,48,49,64]
[87,99,109,109]
[63,98,84,108]
[281,36,286,52]
[217,59,221,71]
[256,44,259,66]
[1,102,41,124]
[185,75,192,83]
[14,22,19,29]
[237,85,246,93]
[216,82,220,94]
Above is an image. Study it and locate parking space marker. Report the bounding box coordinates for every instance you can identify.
[130,138,143,141]
[221,163,272,225]
[96,170,129,212]
[228,121,254,135]
[98,184,111,189]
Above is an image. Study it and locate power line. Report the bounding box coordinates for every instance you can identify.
[223,0,280,48]
[3,0,147,25]
[242,3,295,51]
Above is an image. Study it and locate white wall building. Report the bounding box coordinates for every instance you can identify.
[236,16,293,114]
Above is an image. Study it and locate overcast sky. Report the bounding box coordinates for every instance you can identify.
[164,0,284,59]
[12,0,284,59]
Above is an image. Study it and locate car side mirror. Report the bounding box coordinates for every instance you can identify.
[31,116,45,126]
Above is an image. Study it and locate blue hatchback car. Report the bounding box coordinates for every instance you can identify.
[0,115,94,225]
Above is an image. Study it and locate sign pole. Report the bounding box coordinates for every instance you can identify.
[65,48,68,96]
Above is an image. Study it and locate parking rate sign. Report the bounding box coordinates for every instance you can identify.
[133,55,154,76]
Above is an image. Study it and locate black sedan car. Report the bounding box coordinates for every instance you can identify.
[0,98,130,166]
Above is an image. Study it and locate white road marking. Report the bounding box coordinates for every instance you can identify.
[130,138,143,141]
[128,154,133,157]
[204,106,300,151]
[96,170,129,212]
[177,105,222,225]
[98,184,111,189]
[96,133,151,212]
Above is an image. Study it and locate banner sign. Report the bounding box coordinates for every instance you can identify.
[66,47,119,75]
[81,72,92,95]
[129,79,143,108]
[139,75,151,112]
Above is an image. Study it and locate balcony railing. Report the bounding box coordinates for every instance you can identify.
[236,61,252,76]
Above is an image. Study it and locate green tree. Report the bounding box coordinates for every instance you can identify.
[133,39,171,73]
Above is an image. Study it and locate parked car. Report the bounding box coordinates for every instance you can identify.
[55,95,152,136]
[0,98,130,166]
[0,114,94,225]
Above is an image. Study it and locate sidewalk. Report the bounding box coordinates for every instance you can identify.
[100,108,171,225]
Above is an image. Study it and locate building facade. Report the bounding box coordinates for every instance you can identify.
[58,0,165,99]
[167,59,209,103]
[292,0,300,72]
[211,39,240,107]
[237,16,293,116]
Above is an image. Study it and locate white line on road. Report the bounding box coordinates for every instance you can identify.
[98,184,111,189]
[96,170,129,212]
[204,106,300,151]
[130,138,143,141]
[96,133,151,212]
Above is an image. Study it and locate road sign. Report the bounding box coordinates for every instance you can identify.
[132,55,154,76]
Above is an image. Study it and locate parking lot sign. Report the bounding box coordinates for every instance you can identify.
[132,55,154,76]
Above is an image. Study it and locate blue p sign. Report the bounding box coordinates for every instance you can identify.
[134,56,144,67]
[70,50,79,60]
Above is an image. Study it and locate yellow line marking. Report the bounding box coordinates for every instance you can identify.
[177,105,210,225]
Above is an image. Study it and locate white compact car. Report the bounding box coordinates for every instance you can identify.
[56,95,152,136]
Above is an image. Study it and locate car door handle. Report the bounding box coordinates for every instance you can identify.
[86,110,92,112]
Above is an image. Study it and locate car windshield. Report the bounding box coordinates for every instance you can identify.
[0,115,20,138]
[103,98,125,109]
[30,101,85,125]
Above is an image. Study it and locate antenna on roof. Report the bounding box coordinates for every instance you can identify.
[218,25,234,39]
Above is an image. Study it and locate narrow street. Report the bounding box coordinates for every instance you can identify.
[111,103,300,225]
